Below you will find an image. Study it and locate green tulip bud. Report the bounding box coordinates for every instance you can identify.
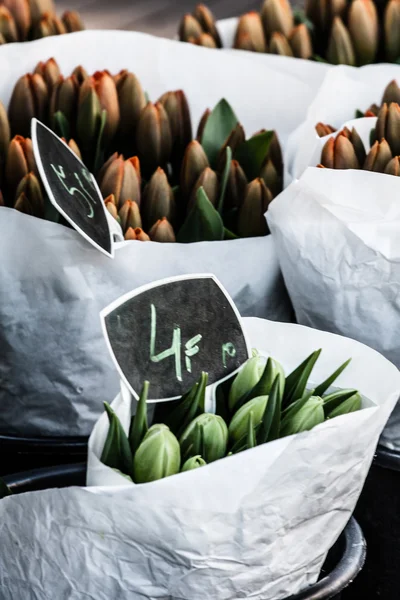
[228,354,264,413]
[180,413,228,463]
[280,396,325,437]
[375,102,400,157]
[289,24,313,60]
[326,392,361,418]
[134,424,180,483]
[181,455,207,472]
[229,395,268,444]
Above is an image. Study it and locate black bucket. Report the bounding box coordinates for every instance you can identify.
[0,434,88,476]
[342,444,400,599]
[4,463,365,600]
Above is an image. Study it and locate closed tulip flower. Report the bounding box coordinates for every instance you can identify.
[158,90,192,162]
[269,31,293,56]
[116,70,146,138]
[384,0,400,62]
[100,154,141,209]
[326,17,356,65]
[148,217,176,242]
[80,71,120,146]
[234,12,267,53]
[363,139,392,172]
[261,0,294,38]
[62,10,84,32]
[348,0,378,65]
[188,166,218,210]
[180,413,228,463]
[320,133,360,169]
[192,32,217,47]
[6,136,37,196]
[30,0,55,26]
[0,6,18,42]
[142,167,175,230]
[136,101,172,175]
[15,172,44,217]
[124,227,150,241]
[384,155,400,175]
[8,73,48,136]
[224,159,248,210]
[3,0,30,39]
[237,178,272,237]
[118,199,142,232]
[381,80,400,106]
[34,58,61,90]
[50,75,79,126]
[134,424,181,483]
[193,4,221,47]
[178,13,203,42]
[180,139,209,198]
[315,122,337,137]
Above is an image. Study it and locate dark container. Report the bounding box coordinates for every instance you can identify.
[0,434,87,476]
[342,444,400,600]
[4,463,365,600]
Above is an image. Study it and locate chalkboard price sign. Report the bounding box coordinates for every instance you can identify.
[101,275,251,400]
[32,119,113,257]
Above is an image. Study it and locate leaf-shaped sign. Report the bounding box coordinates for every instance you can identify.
[177,187,224,243]
[200,99,238,167]
[100,275,251,400]
[235,131,273,181]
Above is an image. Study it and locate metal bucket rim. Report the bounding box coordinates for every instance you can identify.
[376,444,400,471]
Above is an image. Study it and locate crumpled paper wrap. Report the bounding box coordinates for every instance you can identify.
[1,317,399,599]
[0,28,324,437]
[267,166,400,448]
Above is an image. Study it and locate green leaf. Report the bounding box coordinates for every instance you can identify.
[217,145,232,214]
[223,227,239,240]
[314,358,351,397]
[355,109,364,119]
[145,91,150,103]
[257,375,281,444]
[293,8,314,32]
[313,55,330,63]
[283,349,322,408]
[44,194,60,224]
[369,127,376,148]
[177,186,224,243]
[93,109,108,173]
[52,110,70,140]
[129,381,149,456]
[234,131,273,180]
[101,402,133,478]
[246,412,256,449]
[323,389,360,415]
[200,98,238,167]
[0,478,12,499]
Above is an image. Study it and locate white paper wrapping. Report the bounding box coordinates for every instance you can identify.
[1,317,399,600]
[0,29,324,437]
[267,167,400,448]
[285,63,400,184]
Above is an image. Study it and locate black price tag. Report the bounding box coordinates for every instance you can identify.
[101,275,251,400]
[32,119,114,257]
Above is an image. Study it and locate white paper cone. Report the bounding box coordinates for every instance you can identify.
[268,167,400,448]
[0,29,319,436]
[1,317,399,599]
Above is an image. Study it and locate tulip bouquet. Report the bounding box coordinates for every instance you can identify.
[99,350,361,483]
[315,82,400,174]
[0,0,83,43]
[2,58,282,244]
[1,317,398,598]
[179,0,400,66]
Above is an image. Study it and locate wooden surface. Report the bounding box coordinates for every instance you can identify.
[55,0,259,39]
